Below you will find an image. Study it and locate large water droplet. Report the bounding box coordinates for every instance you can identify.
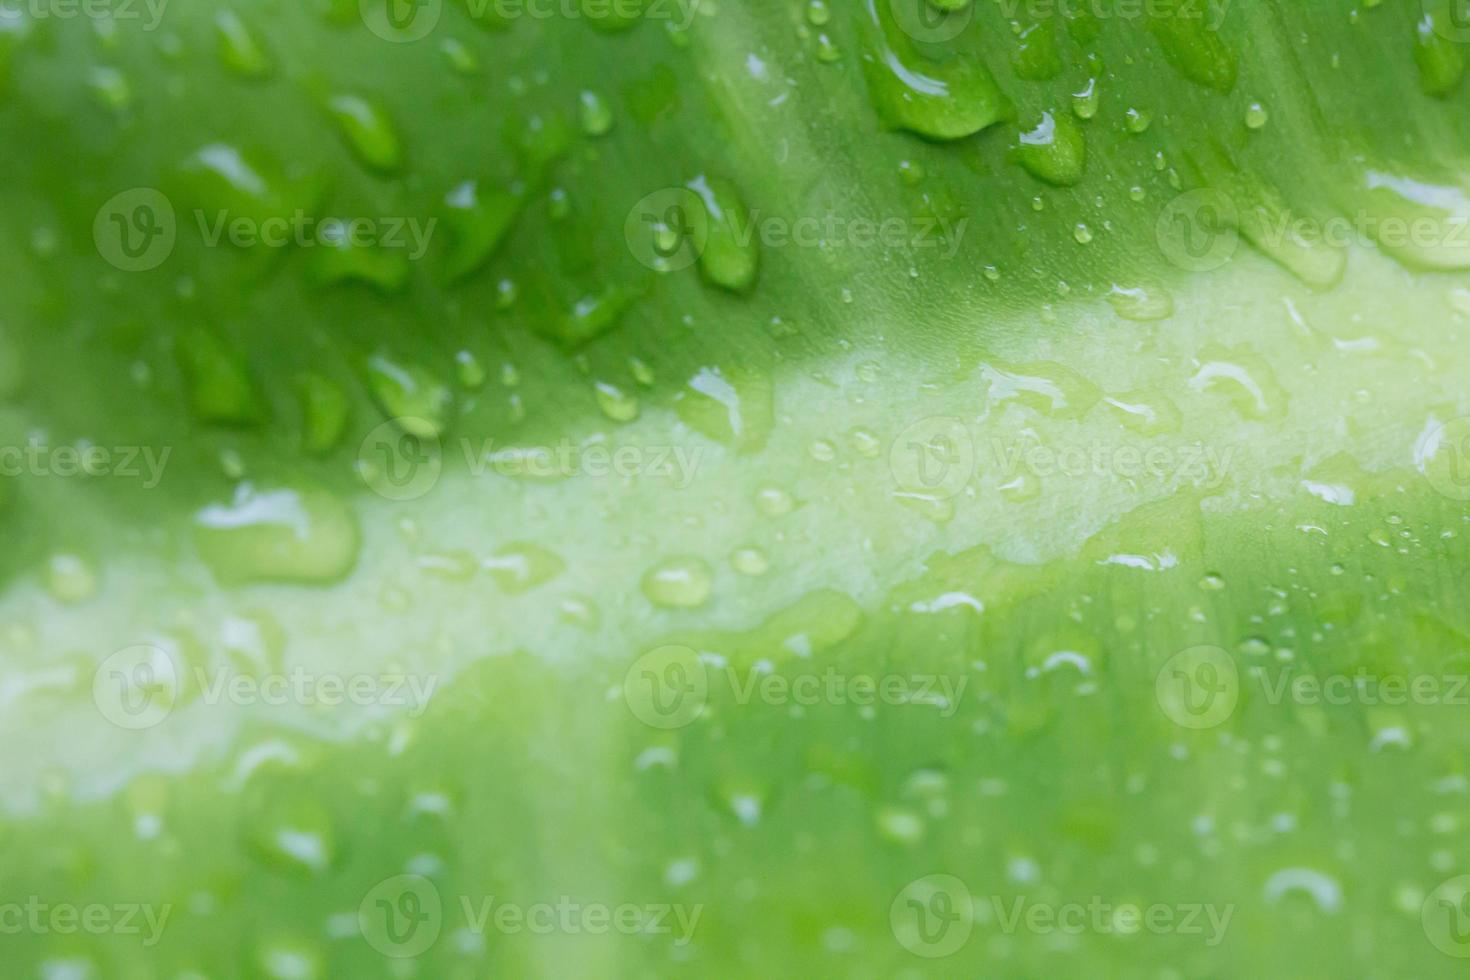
[194,483,360,586]
[642,556,714,608]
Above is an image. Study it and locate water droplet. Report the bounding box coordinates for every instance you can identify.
[1014,111,1086,186]
[1189,345,1287,421]
[216,9,271,79]
[877,806,925,845]
[325,93,402,173]
[418,549,478,582]
[484,543,565,594]
[674,365,774,451]
[594,380,639,422]
[194,483,360,586]
[731,547,770,576]
[849,428,882,458]
[857,0,1009,140]
[1124,106,1152,133]
[1071,77,1099,119]
[455,350,486,389]
[755,485,794,517]
[296,373,348,455]
[559,594,601,630]
[255,937,325,980]
[1107,282,1174,321]
[686,174,759,292]
[578,89,613,136]
[642,557,714,608]
[629,357,655,386]
[1148,14,1237,93]
[366,354,453,438]
[1244,100,1269,129]
[1012,20,1062,81]
[440,37,479,74]
[1103,391,1182,436]
[442,180,523,283]
[87,65,131,109]
[1414,11,1466,96]
[46,553,97,604]
[245,781,337,876]
[177,326,265,425]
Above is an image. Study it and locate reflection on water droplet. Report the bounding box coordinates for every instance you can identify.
[642,556,714,608]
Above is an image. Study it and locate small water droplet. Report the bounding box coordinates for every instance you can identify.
[642,557,714,608]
